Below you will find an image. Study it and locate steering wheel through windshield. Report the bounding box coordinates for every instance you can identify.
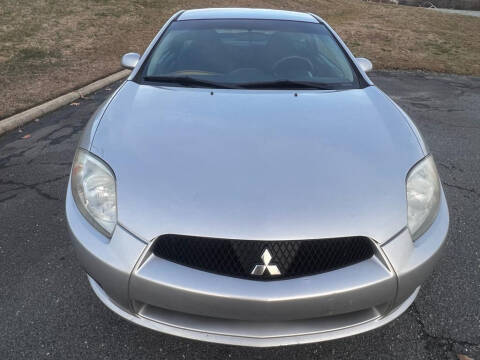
[272,56,314,78]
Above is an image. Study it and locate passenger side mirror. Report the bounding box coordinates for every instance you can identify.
[356,57,373,73]
[121,52,140,70]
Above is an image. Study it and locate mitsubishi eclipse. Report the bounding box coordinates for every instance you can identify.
[66,8,449,346]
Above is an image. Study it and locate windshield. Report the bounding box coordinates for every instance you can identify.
[141,19,360,89]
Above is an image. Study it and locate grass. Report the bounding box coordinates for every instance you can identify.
[0,0,479,119]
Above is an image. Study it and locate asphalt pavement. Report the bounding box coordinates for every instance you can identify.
[0,71,479,359]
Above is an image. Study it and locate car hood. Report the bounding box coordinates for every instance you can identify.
[91,81,424,243]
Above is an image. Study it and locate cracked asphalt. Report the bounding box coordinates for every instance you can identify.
[0,71,479,359]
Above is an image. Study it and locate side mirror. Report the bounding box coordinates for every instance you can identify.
[356,57,373,73]
[121,52,140,70]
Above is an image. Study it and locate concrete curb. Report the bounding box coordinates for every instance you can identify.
[0,69,131,136]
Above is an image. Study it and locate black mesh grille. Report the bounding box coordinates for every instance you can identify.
[152,234,375,280]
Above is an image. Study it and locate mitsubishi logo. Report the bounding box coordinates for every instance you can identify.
[251,249,281,276]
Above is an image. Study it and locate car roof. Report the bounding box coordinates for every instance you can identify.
[177,8,319,23]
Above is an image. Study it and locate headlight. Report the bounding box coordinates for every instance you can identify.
[406,155,441,240]
[71,149,117,237]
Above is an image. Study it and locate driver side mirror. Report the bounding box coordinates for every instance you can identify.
[356,57,373,73]
[121,52,140,70]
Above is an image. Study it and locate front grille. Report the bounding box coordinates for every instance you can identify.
[152,234,375,280]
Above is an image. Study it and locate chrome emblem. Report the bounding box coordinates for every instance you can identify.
[251,249,281,276]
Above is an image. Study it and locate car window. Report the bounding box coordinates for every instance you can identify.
[142,19,360,89]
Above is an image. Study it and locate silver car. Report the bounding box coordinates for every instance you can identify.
[66,8,449,347]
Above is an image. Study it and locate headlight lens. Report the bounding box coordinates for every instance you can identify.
[71,149,117,237]
[406,155,441,240]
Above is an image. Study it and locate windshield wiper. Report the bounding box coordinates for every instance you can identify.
[238,80,335,90]
[143,76,234,89]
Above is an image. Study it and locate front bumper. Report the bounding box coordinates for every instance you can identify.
[66,184,449,347]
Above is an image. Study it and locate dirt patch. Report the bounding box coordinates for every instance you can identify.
[1,0,479,119]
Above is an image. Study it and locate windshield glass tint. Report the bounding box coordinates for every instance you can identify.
[143,19,359,89]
